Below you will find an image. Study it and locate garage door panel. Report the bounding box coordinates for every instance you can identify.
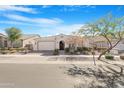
[38,42,55,50]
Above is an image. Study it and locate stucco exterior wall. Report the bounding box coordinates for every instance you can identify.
[55,34,70,49]
[22,34,124,52]
[35,34,72,50]
[113,40,124,51]
[22,36,39,50]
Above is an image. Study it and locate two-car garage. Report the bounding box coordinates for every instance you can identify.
[37,41,55,51]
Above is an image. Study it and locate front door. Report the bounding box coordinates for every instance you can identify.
[59,41,65,50]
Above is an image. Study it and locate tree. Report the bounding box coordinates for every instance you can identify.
[79,24,97,65]
[79,13,124,60]
[5,27,22,48]
[66,32,83,52]
[96,14,124,60]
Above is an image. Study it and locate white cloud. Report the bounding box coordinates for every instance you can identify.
[0,19,83,36]
[39,24,83,36]
[3,14,63,25]
[84,5,96,8]
[60,6,79,12]
[0,20,35,26]
[60,5,96,12]
[0,5,37,14]
[42,5,51,8]
[54,24,83,33]
[0,29,5,34]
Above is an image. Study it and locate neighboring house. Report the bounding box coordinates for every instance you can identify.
[88,36,124,54]
[91,36,109,48]
[112,39,124,54]
[0,33,7,48]
[21,34,124,54]
[17,34,40,50]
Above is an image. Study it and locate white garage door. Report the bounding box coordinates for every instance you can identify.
[38,41,55,50]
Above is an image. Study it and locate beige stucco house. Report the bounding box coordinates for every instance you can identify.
[88,36,124,54]
[34,34,83,51]
[19,34,124,54]
[1,33,124,54]
[14,34,41,50]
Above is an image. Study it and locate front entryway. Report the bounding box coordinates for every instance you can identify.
[59,41,65,50]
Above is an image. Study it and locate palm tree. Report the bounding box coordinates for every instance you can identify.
[5,27,22,48]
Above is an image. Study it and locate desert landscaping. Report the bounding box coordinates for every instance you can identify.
[0,5,124,88]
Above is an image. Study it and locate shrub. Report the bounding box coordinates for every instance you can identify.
[9,50,17,54]
[1,50,9,54]
[105,54,114,60]
[69,49,75,55]
[77,47,82,52]
[0,48,8,54]
[70,51,75,55]
[82,47,89,51]
[97,47,107,52]
[120,55,124,60]
[76,51,81,55]
[82,51,89,55]
[9,48,16,51]
[1,47,8,50]
[53,49,59,55]
[17,48,27,52]
[65,47,70,53]
[92,51,95,55]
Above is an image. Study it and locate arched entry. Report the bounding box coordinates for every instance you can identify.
[59,41,65,50]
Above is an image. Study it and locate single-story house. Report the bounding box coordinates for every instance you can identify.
[33,34,84,51]
[1,33,124,54]
[89,36,124,54]
[19,34,124,54]
[13,34,40,50]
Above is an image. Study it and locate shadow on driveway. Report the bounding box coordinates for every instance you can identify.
[62,60,124,88]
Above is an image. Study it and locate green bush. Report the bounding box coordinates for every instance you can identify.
[120,55,124,60]
[74,50,78,53]
[1,50,9,54]
[16,48,27,52]
[65,47,70,53]
[97,47,107,52]
[9,50,17,54]
[53,49,59,55]
[0,47,28,54]
[1,47,8,50]
[92,51,95,55]
[82,47,89,51]
[77,47,82,52]
[82,51,89,55]
[69,51,75,55]
[0,48,8,54]
[9,48,16,51]
[105,54,114,60]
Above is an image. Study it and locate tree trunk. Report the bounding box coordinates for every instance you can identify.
[93,53,96,65]
[98,49,108,60]
[98,39,121,60]
[11,41,13,48]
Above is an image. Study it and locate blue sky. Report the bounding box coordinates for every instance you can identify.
[0,5,124,36]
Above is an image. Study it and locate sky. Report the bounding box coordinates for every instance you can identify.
[0,5,124,36]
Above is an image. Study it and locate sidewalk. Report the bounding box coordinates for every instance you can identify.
[0,54,120,57]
